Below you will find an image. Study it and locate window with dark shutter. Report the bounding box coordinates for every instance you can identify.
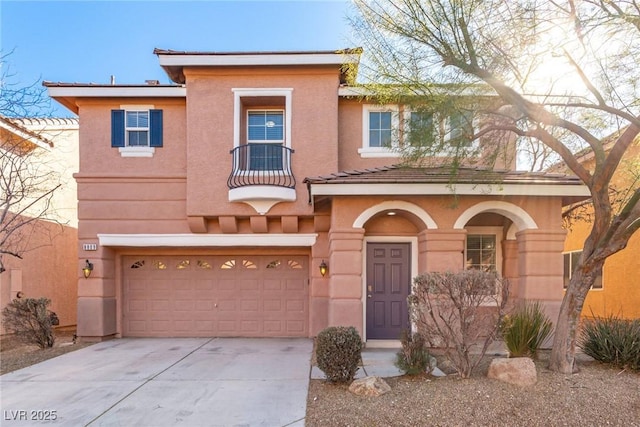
[111,110,125,147]
[150,109,163,147]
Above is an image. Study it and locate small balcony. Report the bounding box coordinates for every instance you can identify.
[227,143,296,214]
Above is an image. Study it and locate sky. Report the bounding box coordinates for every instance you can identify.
[1,0,354,117]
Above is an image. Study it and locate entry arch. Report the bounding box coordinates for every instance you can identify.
[352,200,438,229]
[453,201,538,232]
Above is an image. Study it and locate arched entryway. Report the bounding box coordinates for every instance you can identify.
[353,201,436,340]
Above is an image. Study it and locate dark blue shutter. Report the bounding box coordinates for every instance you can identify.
[111,110,125,147]
[149,109,163,147]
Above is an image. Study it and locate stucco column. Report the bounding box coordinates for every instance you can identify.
[327,228,365,335]
[502,239,519,300]
[422,229,467,272]
[517,229,567,323]
[76,247,117,340]
[310,229,330,336]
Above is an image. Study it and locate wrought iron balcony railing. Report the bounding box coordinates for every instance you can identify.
[227,143,296,189]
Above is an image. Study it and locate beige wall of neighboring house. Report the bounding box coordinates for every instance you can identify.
[563,139,640,319]
[0,117,79,332]
[45,49,589,342]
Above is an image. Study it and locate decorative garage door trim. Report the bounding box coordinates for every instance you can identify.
[99,233,317,247]
[122,255,309,338]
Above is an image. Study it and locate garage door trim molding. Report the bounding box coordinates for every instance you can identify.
[98,233,317,247]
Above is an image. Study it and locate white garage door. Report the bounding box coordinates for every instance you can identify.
[122,255,308,337]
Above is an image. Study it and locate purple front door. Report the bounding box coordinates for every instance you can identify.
[366,242,411,340]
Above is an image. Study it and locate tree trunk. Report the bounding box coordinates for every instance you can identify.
[548,263,600,373]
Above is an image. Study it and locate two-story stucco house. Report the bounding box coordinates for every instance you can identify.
[45,48,589,342]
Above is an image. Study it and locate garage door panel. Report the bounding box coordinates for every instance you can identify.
[287,320,305,334]
[264,300,282,311]
[123,255,308,337]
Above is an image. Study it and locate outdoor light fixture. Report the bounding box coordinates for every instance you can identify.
[82,260,94,279]
[319,260,328,277]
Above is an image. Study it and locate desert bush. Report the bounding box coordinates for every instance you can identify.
[579,315,640,371]
[502,301,553,358]
[2,297,56,349]
[394,330,432,375]
[409,270,509,378]
[315,326,363,383]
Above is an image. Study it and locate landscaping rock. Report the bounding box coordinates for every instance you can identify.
[487,357,537,386]
[348,376,391,396]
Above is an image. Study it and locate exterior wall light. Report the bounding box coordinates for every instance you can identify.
[319,260,328,277]
[82,260,94,279]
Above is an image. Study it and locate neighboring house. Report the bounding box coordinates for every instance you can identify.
[562,137,640,319]
[0,116,79,333]
[45,48,589,342]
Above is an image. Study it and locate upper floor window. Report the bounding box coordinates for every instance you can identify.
[125,111,149,146]
[445,110,474,145]
[111,107,163,157]
[359,105,400,157]
[408,111,435,147]
[563,250,603,290]
[359,104,476,158]
[248,110,284,142]
[247,110,285,171]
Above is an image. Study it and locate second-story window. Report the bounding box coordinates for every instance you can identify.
[369,111,393,148]
[247,110,284,170]
[445,110,474,145]
[126,111,149,146]
[111,108,163,157]
[359,105,400,157]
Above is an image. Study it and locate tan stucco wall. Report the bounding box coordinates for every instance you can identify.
[0,119,79,333]
[563,141,640,319]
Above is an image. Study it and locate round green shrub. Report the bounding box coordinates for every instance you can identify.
[315,326,363,383]
[395,330,432,375]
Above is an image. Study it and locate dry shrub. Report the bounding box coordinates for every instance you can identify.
[409,270,509,378]
[2,298,56,349]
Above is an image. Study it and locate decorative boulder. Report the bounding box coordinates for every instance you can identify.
[348,376,391,397]
[487,357,537,386]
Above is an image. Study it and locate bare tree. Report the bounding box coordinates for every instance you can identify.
[352,0,640,373]
[0,53,61,273]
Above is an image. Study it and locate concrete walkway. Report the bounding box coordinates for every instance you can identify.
[1,338,312,426]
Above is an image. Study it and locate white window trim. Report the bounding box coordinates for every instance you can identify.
[359,104,402,158]
[404,109,479,156]
[465,226,504,305]
[119,104,155,158]
[465,227,503,273]
[443,110,477,147]
[563,249,604,291]
[118,146,155,157]
[232,88,292,149]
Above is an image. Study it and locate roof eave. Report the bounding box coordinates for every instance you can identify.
[154,49,362,84]
[44,84,187,114]
[307,182,591,205]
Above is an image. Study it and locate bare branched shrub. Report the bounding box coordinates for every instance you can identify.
[409,270,509,378]
[2,297,56,348]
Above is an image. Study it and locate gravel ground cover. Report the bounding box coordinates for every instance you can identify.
[3,334,638,427]
[305,352,640,427]
[0,329,92,375]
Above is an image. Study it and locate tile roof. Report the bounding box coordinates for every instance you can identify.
[0,115,54,148]
[303,165,583,185]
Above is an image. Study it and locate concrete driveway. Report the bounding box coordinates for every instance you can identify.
[0,337,313,426]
